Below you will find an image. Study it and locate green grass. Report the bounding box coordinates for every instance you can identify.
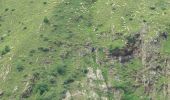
[0,0,170,99]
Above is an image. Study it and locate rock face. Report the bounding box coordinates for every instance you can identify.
[20,73,39,98]
[63,91,71,100]
[21,83,33,98]
[62,67,109,100]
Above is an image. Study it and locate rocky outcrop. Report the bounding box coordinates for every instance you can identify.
[62,67,108,100]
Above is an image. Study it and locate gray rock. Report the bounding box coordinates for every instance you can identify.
[0,90,4,96]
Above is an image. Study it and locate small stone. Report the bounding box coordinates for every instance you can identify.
[0,90,4,96]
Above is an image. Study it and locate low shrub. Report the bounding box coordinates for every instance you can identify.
[1,45,10,56]
[35,83,49,95]
[16,65,24,72]
[38,47,50,52]
[43,17,49,24]
[64,78,74,85]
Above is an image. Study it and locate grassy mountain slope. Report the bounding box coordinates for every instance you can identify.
[0,0,170,100]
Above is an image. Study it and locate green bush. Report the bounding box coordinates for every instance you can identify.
[35,83,49,95]
[43,2,47,5]
[5,45,10,52]
[49,78,56,84]
[16,65,24,72]
[51,65,67,77]
[30,49,36,53]
[23,27,27,30]
[1,45,11,55]
[150,6,156,10]
[82,68,88,74]
[57,67,66,75]
[64,78,74,85]
[43,17,49,24]
[38,47,50,52]
[1,50,6,55]
[5,8,9,12]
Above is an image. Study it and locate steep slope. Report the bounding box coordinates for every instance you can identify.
[0,0,170,100]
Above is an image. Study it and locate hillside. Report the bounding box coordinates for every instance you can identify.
[0,0,170,100]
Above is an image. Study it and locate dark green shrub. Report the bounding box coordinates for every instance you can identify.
[1,45,10,55]
[5,8,9,12]
[43,37,49,41]
[43,2,47,4]
[112,7,116,10]
[129,18,133,21]
[51,66,66,77]
[35,83,49,95]
[0,37,4,40]
[16,65,24,72]
[49,78,56,84]
[5,45,10,52]
[32,72,40,80]
[8,30,11,33]
[40,34,43,38]
[23,27,27,30]
[150,6,156,10]
[82,68,88,74]
[64,78,74,84]
[30,49,36,53]
[11,9,15,11]
[38,47,50,52]
[143,20,147,22]
[57,67,66,75]
[42,48,49,52]
[86,20,93,27]
[43,17,49,24]
[1,50,6,55]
